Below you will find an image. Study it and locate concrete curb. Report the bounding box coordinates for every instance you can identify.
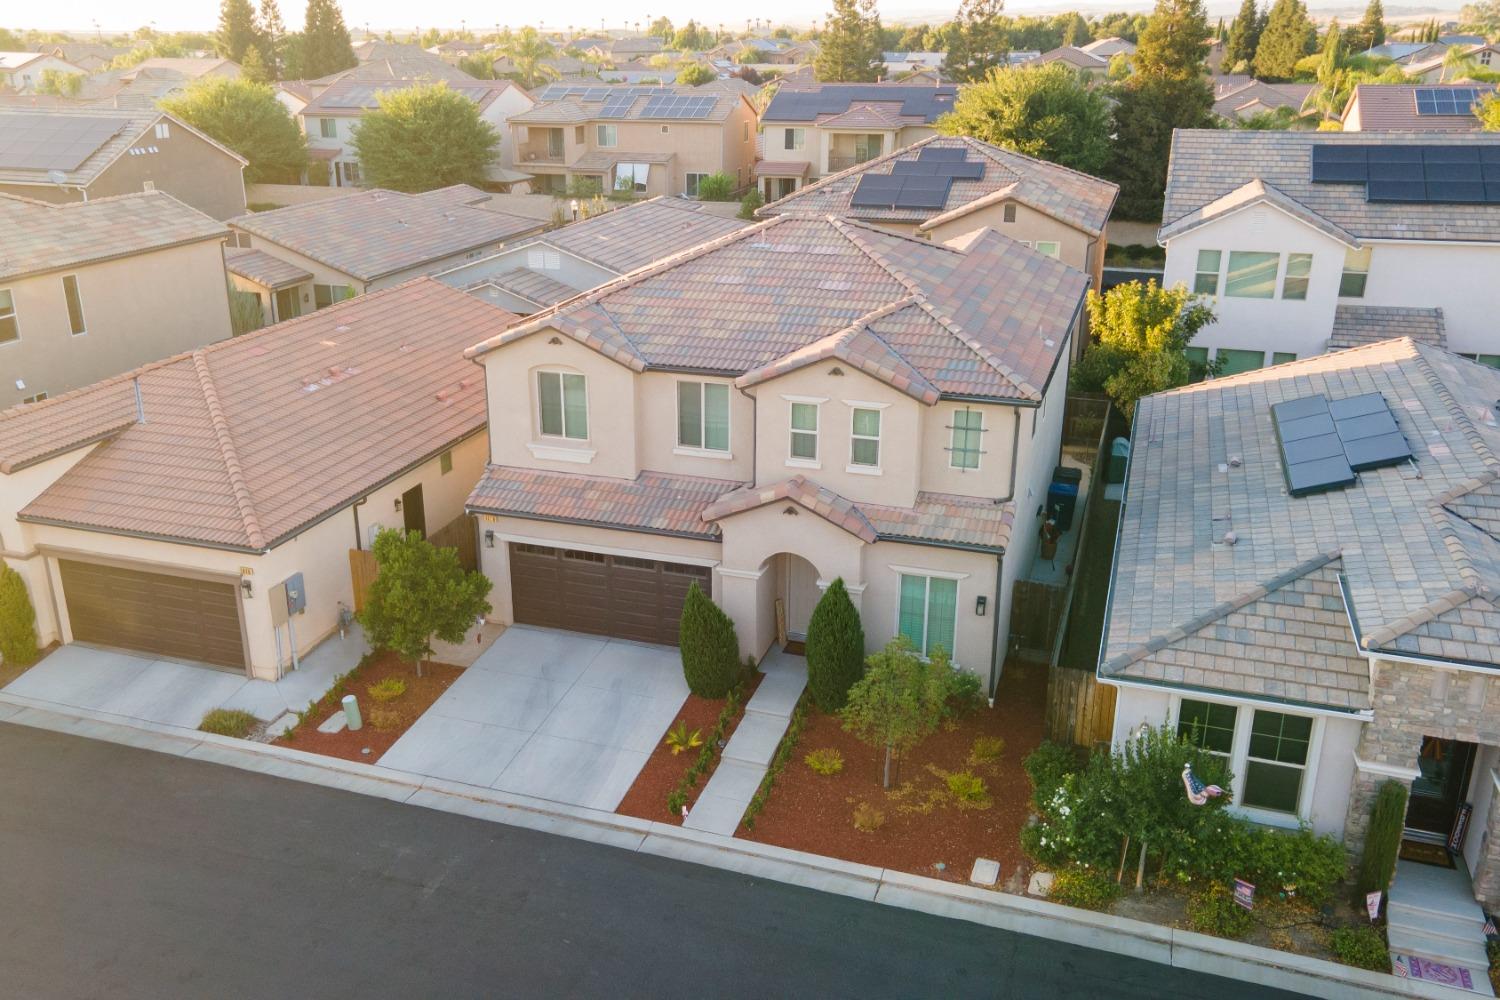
[0,692,1462,1000]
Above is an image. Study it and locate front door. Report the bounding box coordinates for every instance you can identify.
[783,556,821,639]
[1406,736,1479,844]
[401,484,426,538]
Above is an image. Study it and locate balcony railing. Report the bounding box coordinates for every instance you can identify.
[827,153,879,172]
[519,149,565,165]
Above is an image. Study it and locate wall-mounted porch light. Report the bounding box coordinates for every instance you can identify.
[975,595,987,617]
[240,577,254,599]
[484,529,496,548]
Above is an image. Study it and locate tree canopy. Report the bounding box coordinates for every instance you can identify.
[1480,92,1500,130]
[677,62,717,85]
[350,82,500,192]
[841,637,951,789]
[1224,0,1262,70]
[1107,73,1215,220]
[1346,0,1385,52]
[1253,0,1316,81]
[215,0,263,64]
[1133,0,1212,79]
[299,0,357,79]
[161,76,307,183]
[943,0,1008,83]
[504,27,555,89]
[357,528,492,677]
[936,64,1112,174]
[814,0,884,82]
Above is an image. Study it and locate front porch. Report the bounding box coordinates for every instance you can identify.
[1387,859,1495,995]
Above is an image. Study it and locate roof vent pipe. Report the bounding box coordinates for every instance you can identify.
[133,377,145,424]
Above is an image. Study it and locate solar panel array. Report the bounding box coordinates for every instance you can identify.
[0,113,128,172]
[640,94,717,119]
[535,85,671,102]
[848,146,988,211]
[1272,392,1412,497]
[1414,86,1485,116]
[762,85,959,124]
[1310,143,1500,204]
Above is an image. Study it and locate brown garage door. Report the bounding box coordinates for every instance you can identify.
[508,543,710,646]
[59,559,246,672]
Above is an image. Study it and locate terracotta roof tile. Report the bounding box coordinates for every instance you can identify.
[468,466,736,538]
[0,190,225,282]
[224,247,313,289]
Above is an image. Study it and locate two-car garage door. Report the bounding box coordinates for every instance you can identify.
[508,543,710,646]
[58,559,247,672]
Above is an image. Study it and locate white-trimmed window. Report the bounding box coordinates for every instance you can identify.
[537,370,588,440]
[318,118,337,138]
[789,401,819,462]
[1339,246,1371,298]
[677,380,730,452]
[849,406,881,468]
[1170,696,1318,823]
[1033,241,1060,259]
[783,127,804,150]
[615,162,649,194]
[526,248,561,270]
[1282,253,1312,300]
[0,288,19,344]
[61,274,85,335]
[313,284,354,309]
[1176,699,1236,761]
[1225,251,1279,299]
[1194,249,1222,295]
[685,172,708,197]
[596,124,618,147]
[1002,203,1016,223]
[949,408,982,469]
[154,121,170,139]
[897,573,958,658]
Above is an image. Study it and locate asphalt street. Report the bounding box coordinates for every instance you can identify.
[0,722,1311,1000]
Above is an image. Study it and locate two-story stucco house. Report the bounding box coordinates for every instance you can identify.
[0,191,232,409]
[1099,341,1500,977]
[225,186,544,321]
[0,51,87,92]
[0,106,248,220]
[1341,83,1494,133]
[756,84,958,196]
[461,215,1089,695]
[1159,130,1500,374]
[509,83,758,198]
[0,281,517,681]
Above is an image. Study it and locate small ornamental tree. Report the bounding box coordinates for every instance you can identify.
[677,62,717,86]
[0,563,40,668]
[161,76,308,183]
[805,578,865,712]
[841,636,950,788]
[351,83,501,192]
[357,528,492,677]
[1357,780,1409,895]
[678,581,739,698]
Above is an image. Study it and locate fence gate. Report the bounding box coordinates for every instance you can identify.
[1045,666,1118,748]
[429,513,479,572]
[1009,580,1068,662]
[348,548,378,613]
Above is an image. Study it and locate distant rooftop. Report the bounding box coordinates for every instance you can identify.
[1344,83,1493,132]
[760,83,958,124]
[0,105,245,188]
[301,77,520,115]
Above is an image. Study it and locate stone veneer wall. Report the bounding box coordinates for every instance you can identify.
[1342,657,1500,907]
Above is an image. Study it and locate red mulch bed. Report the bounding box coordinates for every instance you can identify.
[740,659,1048,884]
[274,650,463,763]
[616,672,763,823]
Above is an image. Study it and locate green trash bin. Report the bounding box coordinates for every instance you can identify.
[1107,437,1131,484]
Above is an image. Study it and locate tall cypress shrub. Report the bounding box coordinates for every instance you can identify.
[1357,780,1409,895]
[678,582,738,698]
[805,577,865,712]
[0,564,39,667]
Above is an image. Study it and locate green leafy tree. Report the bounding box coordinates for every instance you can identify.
[162,76,308,183]
[1071,280,1217,421]
[506,27,556,89]
[227,282,265,334]
[695,171,736,200]
[299,0,357,79]
[350,82,500,192]
[1107,73,1215,220]
[1356,781,1408,895]
[936,63,1112,173]
[1481,92,1500,129]
[814,0,884,82]
[37,69,84,96]
[841,636,951,789]
[259,0,287,78]
[1346,0,1385,52]
[1062,12,1092,45]
[240,45,273,83]
[0,563,40,668]
[1462,0,1500,38]
[458,54,497,78]
[737,188,765,218]
[805,578,866,712]
[943,0,1008,83]
[1253,0,1315,80]
[678,582,740,698]
[677,61,717,85]
[648,16,674,40]
[215,0,265,64]
[1303,22,1350,120]
[1107,52,1133,80]
[1134,0,1212,80]
[357,529,492,678]
[1224,0,1262,68]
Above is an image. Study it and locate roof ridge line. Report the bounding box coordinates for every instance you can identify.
[1101,550,1343,674]
[190,351,267,551]
[1414,345,1500,473]
[1361,586,1481,650]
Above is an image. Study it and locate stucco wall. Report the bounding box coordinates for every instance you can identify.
[1354,241,1500,358]
[433,244,615,301]
[931,201,1096,280]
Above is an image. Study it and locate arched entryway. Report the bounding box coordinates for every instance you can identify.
[761,552,823,644]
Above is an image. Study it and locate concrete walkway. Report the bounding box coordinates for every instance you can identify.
[683,647,807,836]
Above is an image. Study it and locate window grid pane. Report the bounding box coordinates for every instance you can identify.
[562,373,588,439]
[703,383,729,451]
[926,577,957,656]
[851,407,880,466]
[538,372,563,436]
[1177,699,1236,755]
[677,382,702,448]
[1282,253,1312,301]
[950,410,981,469]
[1225,251,1280,298]
[898,575,927,649]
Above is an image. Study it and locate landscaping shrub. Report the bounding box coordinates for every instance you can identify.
[0,563,40,668]
[1023,741,1083,812]
[1047,867,1121,911]
[804,577,865,712]
[666,685,744,815]
[678,582,740,698]
[969,736,1005,765]
[358,528,491,678]
[1357,781,1409,896]
[943,667,985,718]
[664,720,703,755]
[737,189,763,219]
[945,770,990,807]
[841,637,950,789]
[694,172,735,201]
[368,707,402,730]
[1243,826,1346,907]
[1331,926,1390,972]
[743,690,811,830]
[852,801,885,833]
[368,677,407,703]
[198,708,258,738]
[804,747,844,775]
[1186,883,1253,939]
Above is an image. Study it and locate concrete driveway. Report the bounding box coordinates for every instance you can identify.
[378,626,688,812]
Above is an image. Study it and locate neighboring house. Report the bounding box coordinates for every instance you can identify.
[427,39,490,63]
[1341,83,1495,131]
[1212,80,1315,122]
[0,190,231,408]
[1405,43,1500,83]
[0,52,87,92]
[609,37,663,62]
[757,135,1118,300]
[1098,340,1500,922]
[1158,130,1500,369]
[0,106,248,220]
[757,83,959,188]
[349,41,472,80]
[1079,37,1136,59]
[32,44,128,74]
[224,186,544,321]
[0,280,518,681]
[298,76,534,187]
[132,57,240,80]
[882,52,945,77]
[598,62,678,84]
[708,38,814,66]
[436,197,745,313]
[509,82,758,197]
[461,214,1088,690]
[1361,41,1449,64]
[1023,47,1110,76]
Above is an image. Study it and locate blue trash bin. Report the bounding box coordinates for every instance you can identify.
[1046,481,1079,531]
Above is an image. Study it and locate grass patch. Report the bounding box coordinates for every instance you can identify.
[199,708,258,738]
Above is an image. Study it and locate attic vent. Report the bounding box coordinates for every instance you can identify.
[818,280,851,291]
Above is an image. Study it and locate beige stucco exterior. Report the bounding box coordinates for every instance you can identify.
[0,238,233,408]
[929,199,1107,290]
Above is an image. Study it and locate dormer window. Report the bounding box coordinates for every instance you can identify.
[538,371,588,440]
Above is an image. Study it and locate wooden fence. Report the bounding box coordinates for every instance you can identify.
[1009,580,1068,663]
[1062,392,1112,450]
[1044,667,1118,748]
[349,548,378,613]
[347,514,479,612]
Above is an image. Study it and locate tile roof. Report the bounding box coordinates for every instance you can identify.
[754,160,812,178]
[759,135,1118,238]
[703,476,878,542]
[301,77,518,115]
[0,105,245,188]
[0,190,225,282]
[228,187,543,282]
[510,85,747,125]
[224,247,313,289]
[1101,339,1500,706]
[521,197,746,274]
[761,83,958,124]
[1212,80,1314,120]
[569,149,676,170]
[466,214,1087,404]
[477,267,583,309]
[1027,47,1108,69]
[1328,305,1446,350]
[816,102,908,129]
[9,280,519,551]
[467,466,735,539]
[1344,83,1493,132]
[1162,129,1500,244]
[1157,179,1359,248]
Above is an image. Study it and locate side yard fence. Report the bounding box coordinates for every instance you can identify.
[347,513,479,613]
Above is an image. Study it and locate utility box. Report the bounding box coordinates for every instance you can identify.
[1107,437,1131,484]
[283,572,306,616]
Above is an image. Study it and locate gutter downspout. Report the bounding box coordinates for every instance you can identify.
[737,383,757,486]
[988,406,1023,703]
[352,496,368,549]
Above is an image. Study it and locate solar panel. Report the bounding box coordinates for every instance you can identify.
[0,113,131,172]
[1272,395,1355,497]
[917,146,966,162]
[850,175,899,208]
[895,185,949,209]
[890,160,938,175]
[1367,180,1429,202]
[936,161,985,180]
[1414,87,1483,116]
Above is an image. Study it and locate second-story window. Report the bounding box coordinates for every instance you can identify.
[597,124,618,148]
[1282,253,1312,300]
[538,371,588,440]
[677,380,730,452]
[1224,251,1278,299]
[850,407,880,468]
[1339,247,1371,298]
[61,274,86,335]
[1193,250,1222,295]
[0,289,17,344]
[784,127,804,150]
[949,408,983,470]
[319,118,337,138]
[790,402,819,462]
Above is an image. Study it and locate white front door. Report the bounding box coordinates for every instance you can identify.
[784,556,821,638]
